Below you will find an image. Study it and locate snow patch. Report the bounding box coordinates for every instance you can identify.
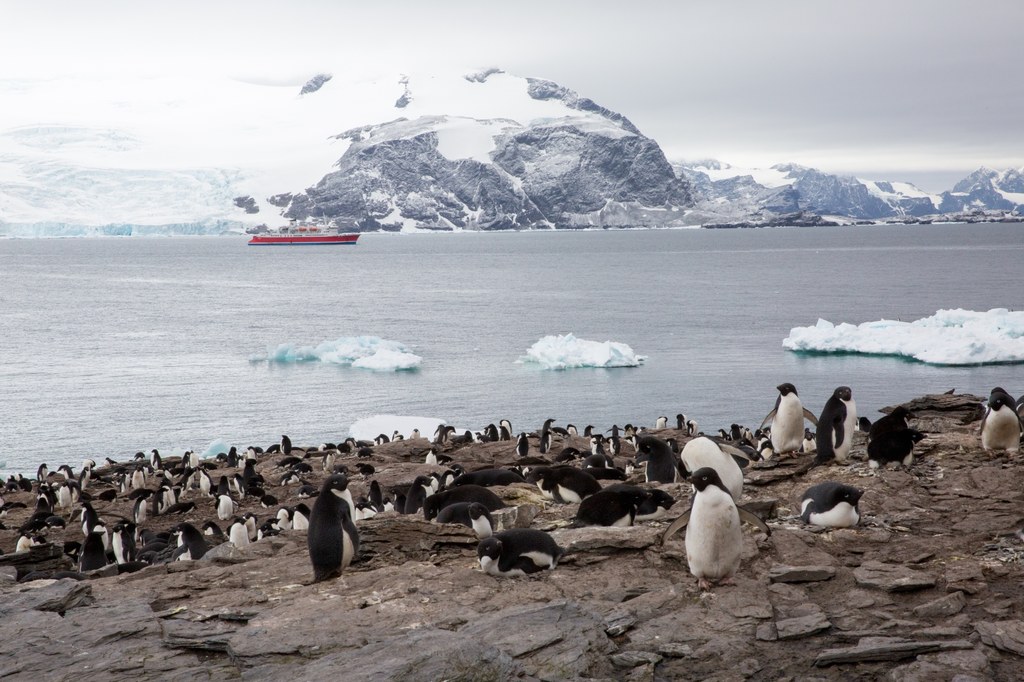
[251,336,421,371]
[783,308,1024,366]
[518,333,646,370]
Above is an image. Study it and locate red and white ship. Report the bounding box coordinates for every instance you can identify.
[248,223,360,246]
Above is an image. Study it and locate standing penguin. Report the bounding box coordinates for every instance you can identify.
[514,433,530,458]
[636,435,682,484]
[760,383,818,455]
[80,530,108,572]
[868,428,926,469]
[815,386,858,465]
[307,474,360,582]
[173,523,210,560]
[539,418,555,454]
[661,467,770,590]
[980,387,1022,452]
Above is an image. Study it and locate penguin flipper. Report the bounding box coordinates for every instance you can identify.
[661,508,691,544]
[803,408,819,426]
[833,415,846,450]
[737,505,771,536]
[718,442,752,468]
[759,409,777,429]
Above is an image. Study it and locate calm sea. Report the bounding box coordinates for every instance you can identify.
[2,224,1023,475]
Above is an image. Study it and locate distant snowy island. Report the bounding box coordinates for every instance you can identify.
[1,69,1021,237]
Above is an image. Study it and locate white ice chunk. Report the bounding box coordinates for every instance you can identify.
[783,308,1024,365]
[251,336,421,372]
[348,414,446,442]
[518,333,646,370]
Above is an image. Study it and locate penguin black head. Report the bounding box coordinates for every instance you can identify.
[689,467,728,494]
[889,406,912,421]
[477,536,502,562]
[777,383,798,396]
[321,474,350,498]
[989,388,1015,410]
[834,386,852,401]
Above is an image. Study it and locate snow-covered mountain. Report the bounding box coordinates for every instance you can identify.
[676,160,1024,225]
[0,69,690,236]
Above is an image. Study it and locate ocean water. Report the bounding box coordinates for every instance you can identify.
[2,223,1023,476]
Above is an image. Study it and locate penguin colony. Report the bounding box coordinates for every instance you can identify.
[1,386,1022,593]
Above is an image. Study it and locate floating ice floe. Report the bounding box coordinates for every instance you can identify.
[349,414,446,442]
[783,308,1024,366]
[518,333,646,370]
[250,336,421,372]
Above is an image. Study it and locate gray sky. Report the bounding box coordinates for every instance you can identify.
[2,0,1021,192]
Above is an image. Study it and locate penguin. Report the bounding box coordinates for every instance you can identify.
[499,419,513,441]
[867,428,926,469]
[760,383,819,455]
[307,474,360,582]
[422,485,505,521]
[173,522,209,560]
[80,530,108,571]
[526,466,601,504]
[291,503,311,530]
[801,428,816,453]
[858,417,873,433]
[566,424,579,437]
[368,480,385,512]
[435,501,495,538]
[111,522,136,564]
[661,467,771,590]
[679,436,746,500]
[868,406,912,443]
[980,387,1022,452]
[215,493,236,521]
[686,419,699,437]
[574,487,650,527]
[800,482,863,528]
[655,415,668,430]
[228,518,250,547]
[539,418,556,454]
[452,468,526,487]
[281,435,293,456]
[815,386,858,464]
[515,433,530,458]
[604,484,676,521]
[403,475,434,515]
[201,521,225,539]
[477,529,564,577]
[636,436,681,484]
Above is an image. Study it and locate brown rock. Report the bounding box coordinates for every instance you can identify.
[853,561,937,592]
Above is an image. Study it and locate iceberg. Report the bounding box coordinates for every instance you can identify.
[518,333,646,370]
[201,439,232,459]
[348,414,446,442]
[783,308,1024,366]
[251,336,421,372]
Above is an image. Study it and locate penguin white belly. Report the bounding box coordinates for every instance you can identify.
[471,515,493,539]
[983,408,1021,451]
[229,524,250,547]
[835,400,858,462]
[522,550,557,569]
[803,500,859,528]
[556,485,583,504]
[685,489,742,581]
[771,399,804,453]
[341,527,355,570]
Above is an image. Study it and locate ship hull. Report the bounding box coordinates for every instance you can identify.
[248,233,360,245]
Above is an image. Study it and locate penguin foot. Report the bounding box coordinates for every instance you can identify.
[697,578,714,591]
[718,577,737,586]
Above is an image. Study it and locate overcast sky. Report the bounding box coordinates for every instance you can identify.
[2,0,1022,192]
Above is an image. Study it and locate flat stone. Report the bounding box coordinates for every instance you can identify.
[0,578,94,614]
[756,622,778,641]
[492,503,540,530]
[912,591,967,618]
[610,651,662,668]
[815,637,974,667]
[550,525,661,552]
[853,561,936,592]
[656,643,694,658]
[604,612,638,637]
[775,603,831,640]
[768,564,836,583]
[975,620,1024,656]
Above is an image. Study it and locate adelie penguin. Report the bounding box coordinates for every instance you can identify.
[980,387,1022,452]
[635,436,682,484]
[679,436,746,499]
[173,522,210,561]
[477,529,565,577]
[760,383,819,455]
[422,485,504,521]
[815,386,858,465]
[661,467,770,591]
[527,466,601,504]
[435,501,494,538]
[307,474,360,583]
[604,483,676,521]
[867,428,926,469]
[800,482,863,528]
[574,487,650,527]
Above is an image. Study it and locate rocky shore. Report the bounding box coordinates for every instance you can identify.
[2,392,1023,681]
